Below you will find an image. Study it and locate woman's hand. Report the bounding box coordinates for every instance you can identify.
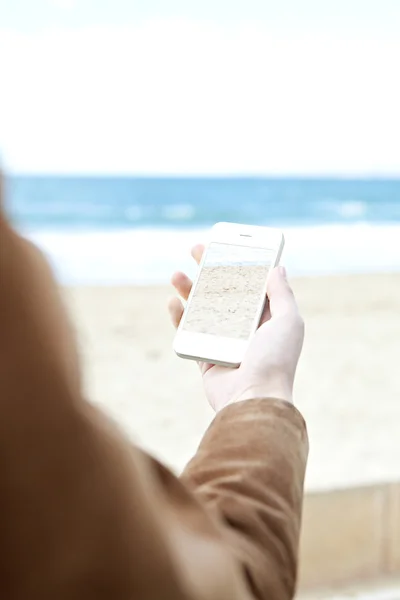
[169,244,304,412]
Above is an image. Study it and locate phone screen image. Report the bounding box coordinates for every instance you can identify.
[183,242,276,340]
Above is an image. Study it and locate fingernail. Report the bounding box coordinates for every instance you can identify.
[279,266,287,279]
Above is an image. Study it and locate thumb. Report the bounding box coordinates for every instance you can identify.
[267,266,299,318]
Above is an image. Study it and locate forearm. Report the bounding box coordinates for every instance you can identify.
[181,398,308,600]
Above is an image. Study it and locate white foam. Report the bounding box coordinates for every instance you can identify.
[162,204,197,221]
[25,224,400,285]
[14,200,117,220]
[335,200,367,219]
[320,199,368,220]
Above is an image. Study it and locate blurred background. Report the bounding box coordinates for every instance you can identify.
[1,1,400,590]
[1,0,400,283]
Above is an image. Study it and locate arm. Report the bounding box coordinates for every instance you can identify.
[181,398,308,600]
[0,176,307,599]
[169,241,308,598]
[132,397,308,600]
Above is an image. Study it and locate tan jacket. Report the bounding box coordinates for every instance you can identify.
[0,197,308,599]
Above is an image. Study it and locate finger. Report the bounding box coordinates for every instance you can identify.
[267,266,300,319]
[199,360,214,375]
[171,271,193,301]
[191,244,204,265]
[168,296,184,329]
[259,298,271,325]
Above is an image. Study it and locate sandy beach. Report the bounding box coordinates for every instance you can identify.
[183,264,270,338]
[64,272,400,493]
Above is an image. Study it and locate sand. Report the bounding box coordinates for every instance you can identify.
[63,272,400,493]
[183,264,269,339]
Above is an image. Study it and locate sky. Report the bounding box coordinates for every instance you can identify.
[0,0,399,175]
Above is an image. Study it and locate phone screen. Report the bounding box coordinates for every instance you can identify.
[182,242,276,340]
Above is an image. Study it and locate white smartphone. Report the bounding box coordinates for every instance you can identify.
[173,222,285,367]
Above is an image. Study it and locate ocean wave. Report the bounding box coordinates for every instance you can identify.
[13,200,114,218]
[10,177,400,230]
[162,204,196,221]
[321,200,367,219]
[26,223,400,285]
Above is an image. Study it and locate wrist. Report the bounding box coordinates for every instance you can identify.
[230,383,293,406]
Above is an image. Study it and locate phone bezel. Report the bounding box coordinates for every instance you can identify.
[173,222,285,367]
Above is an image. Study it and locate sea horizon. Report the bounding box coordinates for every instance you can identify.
[5,175,400,285]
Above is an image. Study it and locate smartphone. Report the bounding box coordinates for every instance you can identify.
[173,222,285,367]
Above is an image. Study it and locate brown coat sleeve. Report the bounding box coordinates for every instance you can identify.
[181,399,308,599]
[0,201,308,599]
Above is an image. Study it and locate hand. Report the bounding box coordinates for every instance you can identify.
[168,245,304,412]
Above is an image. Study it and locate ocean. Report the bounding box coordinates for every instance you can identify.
[6,176,400,285]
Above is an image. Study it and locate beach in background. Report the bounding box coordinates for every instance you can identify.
[7,176,400,491]
[7,176,400,283]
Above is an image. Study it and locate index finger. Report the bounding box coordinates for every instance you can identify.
[191,244,204,265]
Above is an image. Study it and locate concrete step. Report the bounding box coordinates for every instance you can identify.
[299,577,400,600]
[298,482,400,589]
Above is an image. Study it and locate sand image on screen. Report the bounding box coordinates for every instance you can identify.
[183,242,276,340]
